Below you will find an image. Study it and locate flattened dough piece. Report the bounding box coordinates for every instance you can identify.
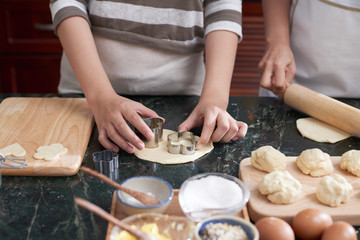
[0,143,26,157]
[296,118,351,143]
[134,129,213,164]
[34,143,68,161]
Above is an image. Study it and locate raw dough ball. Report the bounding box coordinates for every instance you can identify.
[296,118,351,143]
[33,143,68,161]
[251,145,286,173]
[258,171,302,204]
[340,150,360,177]
[316,174,353,207]
[296,148,333,177]
[0,143,26,157]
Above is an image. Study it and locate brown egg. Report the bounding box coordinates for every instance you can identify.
[321,221,357,240]
[292,208,333,240]
[255,217,295,240]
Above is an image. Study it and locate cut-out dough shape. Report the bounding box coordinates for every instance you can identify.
[0,143,26,157]
[34,143,68,161]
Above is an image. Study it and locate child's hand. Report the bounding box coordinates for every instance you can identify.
[178,100,247,149]
[89,93,160,153]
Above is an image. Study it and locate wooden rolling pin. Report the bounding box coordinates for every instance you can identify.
[283,84,360,138]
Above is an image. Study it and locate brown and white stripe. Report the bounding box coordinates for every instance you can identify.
[50,0,242,53]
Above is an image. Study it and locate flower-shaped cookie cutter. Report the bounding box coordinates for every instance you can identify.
[92,150,119,174]
[167,131,199,155]
[136,118,164,148]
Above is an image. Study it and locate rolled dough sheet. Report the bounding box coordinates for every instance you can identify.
[134,129,213,164]
[296,118,351,143]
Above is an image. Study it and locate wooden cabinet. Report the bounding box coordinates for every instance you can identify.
[0,55,61,93]
[0,0,264,95]
[230,1,265,96]
[0,0,62,93]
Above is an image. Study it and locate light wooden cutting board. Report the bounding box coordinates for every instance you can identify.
[0,97,94,176]
[239,156,360,225]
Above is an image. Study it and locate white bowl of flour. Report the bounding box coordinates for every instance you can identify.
[179,173,250,222]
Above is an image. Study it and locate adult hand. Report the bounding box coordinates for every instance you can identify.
[258,44,296,98]
[89,93,161,153]
[178,99,248,149]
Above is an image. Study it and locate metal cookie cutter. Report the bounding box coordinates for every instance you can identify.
[92,150,119,174]
[167,131,200,155]
[0,153,28,169]
[136,117,164,148]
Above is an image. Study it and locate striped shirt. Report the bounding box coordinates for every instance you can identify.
[50,0,243,54]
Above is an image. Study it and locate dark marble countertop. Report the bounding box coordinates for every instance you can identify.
[0,94,359,239]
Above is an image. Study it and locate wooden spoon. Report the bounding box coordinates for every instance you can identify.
[74,198,152,240]
[81,166,160,206]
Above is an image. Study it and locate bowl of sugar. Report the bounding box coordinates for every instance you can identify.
[179,173,250,222]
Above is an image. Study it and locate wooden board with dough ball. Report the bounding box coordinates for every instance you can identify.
[0,97,94,176]
[239,157,360,225]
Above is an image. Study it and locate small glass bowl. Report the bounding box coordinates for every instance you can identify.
[110,213,195,240]
[195,215,259,240]
[179,173,250,222]
[116,176,173,216]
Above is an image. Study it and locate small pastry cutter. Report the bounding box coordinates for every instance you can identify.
[136,117,163,148]
[0,153,28,169]
[167,131,199,155]
[92,150,119,173]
